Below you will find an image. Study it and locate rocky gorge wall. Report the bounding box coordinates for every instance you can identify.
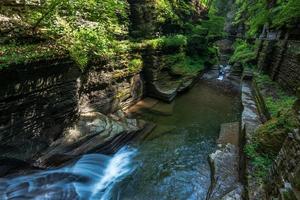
[257,37,300,94]
[0,0,212,166]
[241,71,300,200]
[0,58,144,161]
[266,128,300,199]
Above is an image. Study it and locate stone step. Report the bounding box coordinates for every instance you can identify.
[217,122,240,146]
[126,97,159,114]
[150,100,175,116]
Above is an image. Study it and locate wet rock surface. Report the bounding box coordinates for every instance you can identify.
[146,71,198,102]
[217,122,240,146]
[127,97,175,116]
[208,144,243,200]
[208,121,243,200]
[35,111,154,168]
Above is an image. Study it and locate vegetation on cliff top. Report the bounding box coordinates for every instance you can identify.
[0,43,66,68]
[1,0,224,73]
[255,73,297,116]
[229,39,256,67]
[234,0,300,37]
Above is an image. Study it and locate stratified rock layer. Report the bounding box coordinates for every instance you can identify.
[0,59,144,161]
[35,111,154,168]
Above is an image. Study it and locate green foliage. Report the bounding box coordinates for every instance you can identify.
[255,109,299,155]
[164,53,205,76]
[128,58,143,73]
[245,72,299,182]
[233,0,300,37]
[155,0,178,24]
[143,35,187,50]
[272,0,300,27]
[255,73,297,116]
[244,142,273,181]
[201,11,226,39]
[190,25,209,36]
[0,43,66,69]
[230,39,256,66]
[21,0,129,69]
[1,0,214,72]
[245,108,298,182]
[265,96,296,117]
[187,34,208,54]
[247,1,269,37]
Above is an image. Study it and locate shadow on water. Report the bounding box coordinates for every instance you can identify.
[0,78,241,200]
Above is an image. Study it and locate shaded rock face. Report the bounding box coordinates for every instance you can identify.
[215,39,234,65]
[128,0,157,38]
[257,39,300,94]
[143,52,200,102]
[0,60,144,162]
[79,67,144,114]
[0,59,80,161]
[265,101,300,199]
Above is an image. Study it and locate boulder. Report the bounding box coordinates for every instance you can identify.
[144,68,198,102]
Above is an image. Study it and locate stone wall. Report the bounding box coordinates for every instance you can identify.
[263,94,300,199]
[241,77,265,200]
[0,59,144,161]
[266,130,300,199]
[257,38,300,93]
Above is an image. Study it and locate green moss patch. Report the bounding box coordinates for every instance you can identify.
[255,73,297,116]
[0,43,66,69]
[163,53,205,76]
[245,108,299,182]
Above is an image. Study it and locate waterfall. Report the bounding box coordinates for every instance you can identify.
[217,65,231,81]
[0,146,137,200]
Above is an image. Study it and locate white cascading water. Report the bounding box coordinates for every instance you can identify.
[217,64,231,81]
[0,146,137,200]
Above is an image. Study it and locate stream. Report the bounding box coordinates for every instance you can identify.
[0,74,241,200]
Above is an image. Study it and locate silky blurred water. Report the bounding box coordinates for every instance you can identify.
[0,146,137,200]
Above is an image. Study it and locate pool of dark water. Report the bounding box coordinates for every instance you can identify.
[112,79,242,200]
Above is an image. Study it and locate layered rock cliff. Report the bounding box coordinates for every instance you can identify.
[0,0,212,167]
